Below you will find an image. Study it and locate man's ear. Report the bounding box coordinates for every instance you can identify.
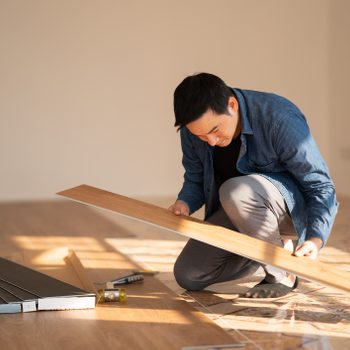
[228,96,239,113]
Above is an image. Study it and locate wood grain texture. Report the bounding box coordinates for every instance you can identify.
[0,251,237,350]
[0,202,236,350]
[58,184,350,294]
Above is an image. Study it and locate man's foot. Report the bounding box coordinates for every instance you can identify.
[241,276,299,298]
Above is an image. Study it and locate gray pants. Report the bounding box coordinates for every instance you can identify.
[173,174,297,291]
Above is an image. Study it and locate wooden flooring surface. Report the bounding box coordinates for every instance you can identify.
[98,195,350,350]
[0,201,236,350]
[0,196,349,349]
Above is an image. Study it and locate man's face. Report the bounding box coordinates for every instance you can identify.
[186,97,241,147]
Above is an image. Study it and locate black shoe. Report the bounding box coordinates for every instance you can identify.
[241,276,299,298]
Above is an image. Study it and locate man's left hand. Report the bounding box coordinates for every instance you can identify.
[293,237,323,260]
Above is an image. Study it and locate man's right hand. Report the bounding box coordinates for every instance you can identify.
[168,200,190,216]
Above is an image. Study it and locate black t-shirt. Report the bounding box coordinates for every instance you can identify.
[213,135,243,187]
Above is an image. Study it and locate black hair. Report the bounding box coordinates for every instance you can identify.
[173,72,234,129]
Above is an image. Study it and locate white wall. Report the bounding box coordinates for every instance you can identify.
[330,0,350,196]
[0,0,334,200]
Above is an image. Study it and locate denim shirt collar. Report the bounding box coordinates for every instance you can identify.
[231,88,253,136]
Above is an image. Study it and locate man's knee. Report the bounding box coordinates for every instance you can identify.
[219,175,269,211]
[219,177,248,210]
[173,260,205,291]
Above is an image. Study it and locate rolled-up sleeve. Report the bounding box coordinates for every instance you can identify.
[273,112,338,244]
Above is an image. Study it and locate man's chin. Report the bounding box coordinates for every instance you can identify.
[218,139,230,147]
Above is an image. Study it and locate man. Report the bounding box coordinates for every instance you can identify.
[168,72,338,298]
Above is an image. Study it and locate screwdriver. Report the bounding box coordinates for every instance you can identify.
[106,273,144,288]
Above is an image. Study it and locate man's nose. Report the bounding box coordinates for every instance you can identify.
[207,134,218,146]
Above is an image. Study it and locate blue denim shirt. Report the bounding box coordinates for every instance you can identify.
[177,88,338,245]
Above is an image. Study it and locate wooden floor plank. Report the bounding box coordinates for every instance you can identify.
[58,184,350,294]
[0,201,237,350]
